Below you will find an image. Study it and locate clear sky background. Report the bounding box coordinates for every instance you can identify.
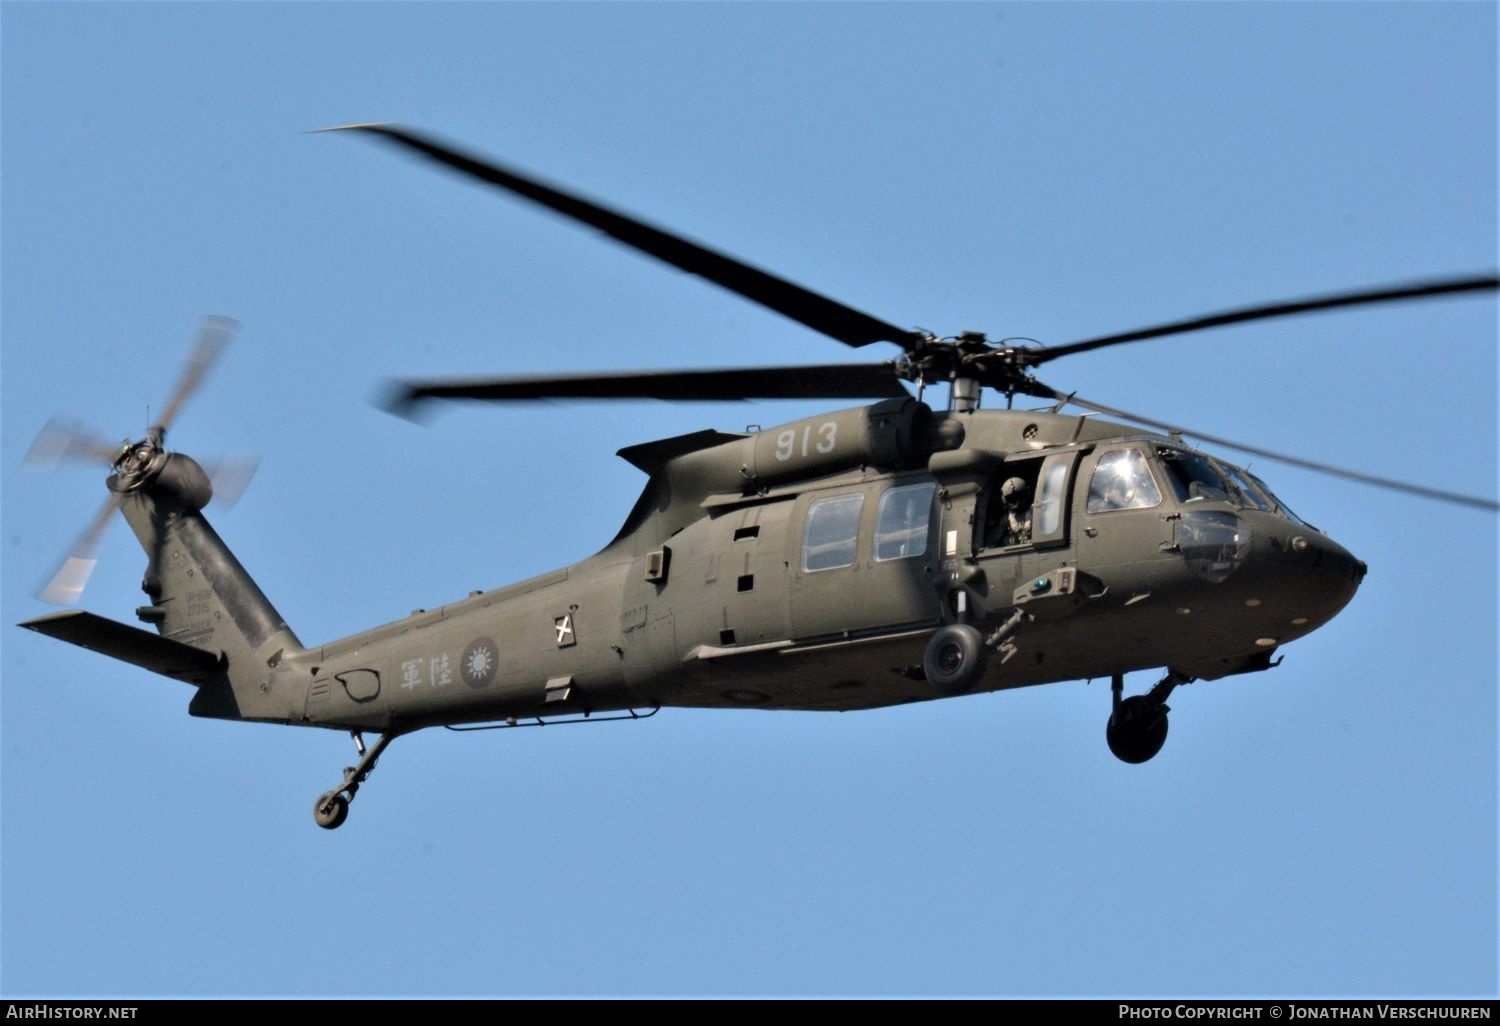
[2,2,1495,999]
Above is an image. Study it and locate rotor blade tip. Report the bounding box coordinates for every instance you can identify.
[206,455,263,509]
[374,381,429,423]
[313,122,394,136]
[39,556,98,606]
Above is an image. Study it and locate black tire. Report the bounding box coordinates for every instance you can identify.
[313,791,350,830]
[1106,696,1169,764]
[923,624,988,695]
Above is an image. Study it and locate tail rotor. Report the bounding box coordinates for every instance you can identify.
[26,316,257,605]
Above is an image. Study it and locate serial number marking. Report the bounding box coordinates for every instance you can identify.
[774,421,837,462]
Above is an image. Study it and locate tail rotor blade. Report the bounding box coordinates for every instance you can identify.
[24,417,120,469]
[153,316,237,437]
[202,455,262,509]
[39,494,122,605]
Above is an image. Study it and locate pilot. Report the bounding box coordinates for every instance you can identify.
[1000,476,1032,546]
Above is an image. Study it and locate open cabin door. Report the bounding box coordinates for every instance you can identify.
[978,449,1081,554]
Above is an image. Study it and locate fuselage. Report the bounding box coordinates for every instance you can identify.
[272,402,1365,732]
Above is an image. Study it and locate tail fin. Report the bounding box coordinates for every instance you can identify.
[118,454,304,722]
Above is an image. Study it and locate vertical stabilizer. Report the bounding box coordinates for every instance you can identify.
[118,458,303,722]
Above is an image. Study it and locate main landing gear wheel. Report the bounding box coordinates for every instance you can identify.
[1106,696,1169,764]
[924,623,988,695]
[310,731,399,829]
[1106,671,1189,764]
[313,791,350,830]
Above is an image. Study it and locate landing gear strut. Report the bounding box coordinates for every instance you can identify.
[1106,671,1190,764]
[922,603,1029,696]
[313,730,399,829]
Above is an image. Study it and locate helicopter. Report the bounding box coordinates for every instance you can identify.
[19,125,1498,830]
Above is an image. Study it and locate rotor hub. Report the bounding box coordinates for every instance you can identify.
[109,438,169,492]
[893,334,1050,407]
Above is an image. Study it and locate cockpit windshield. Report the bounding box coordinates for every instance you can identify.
[1218,463,1273,512]
[1154,447,1311,525]
[1157,448,1231,503]
[1247,471,1311,526]
[1087,444,1313,525]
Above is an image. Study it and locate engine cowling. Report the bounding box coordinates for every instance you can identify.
[742,398,957,490]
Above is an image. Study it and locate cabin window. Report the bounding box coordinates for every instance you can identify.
[1087,449,1162,513]
[874,482,935,561]
[802,493,864,572]
[1035,460,1069,536]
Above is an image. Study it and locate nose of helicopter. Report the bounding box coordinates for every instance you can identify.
[1235,520,1367,644]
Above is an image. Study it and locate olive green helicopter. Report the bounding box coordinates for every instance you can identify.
[20,126,1499,829]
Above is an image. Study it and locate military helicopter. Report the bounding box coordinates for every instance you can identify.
[20,125,1498,830]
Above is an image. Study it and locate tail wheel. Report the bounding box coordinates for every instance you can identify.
[923,623,988,695]
[313,791,350,830]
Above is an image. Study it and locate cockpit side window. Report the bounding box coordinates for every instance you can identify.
[1158,449,1231,503]
[1087,449,1162,513]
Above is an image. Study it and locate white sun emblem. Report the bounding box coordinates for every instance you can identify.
[461,639,499,687]
[466,647,494,677]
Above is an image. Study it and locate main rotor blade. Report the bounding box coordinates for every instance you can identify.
[384,363,909,416]
[1054,391,1499,512]
[328,124,923,351]
[39,493,122,605]
[153,315,237,437]
[24,417,119,469]
[1037,275,1500,363]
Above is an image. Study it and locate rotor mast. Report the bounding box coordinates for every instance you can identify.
[949,373,982,412]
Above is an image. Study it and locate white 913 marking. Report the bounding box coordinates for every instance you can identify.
[774,421,837,462]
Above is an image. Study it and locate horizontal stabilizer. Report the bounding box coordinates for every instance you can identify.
[19,609,222,685]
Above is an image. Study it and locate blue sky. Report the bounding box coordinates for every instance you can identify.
[2,2,1495,998]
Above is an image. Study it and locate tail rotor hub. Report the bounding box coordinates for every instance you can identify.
[110,438,168,492]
